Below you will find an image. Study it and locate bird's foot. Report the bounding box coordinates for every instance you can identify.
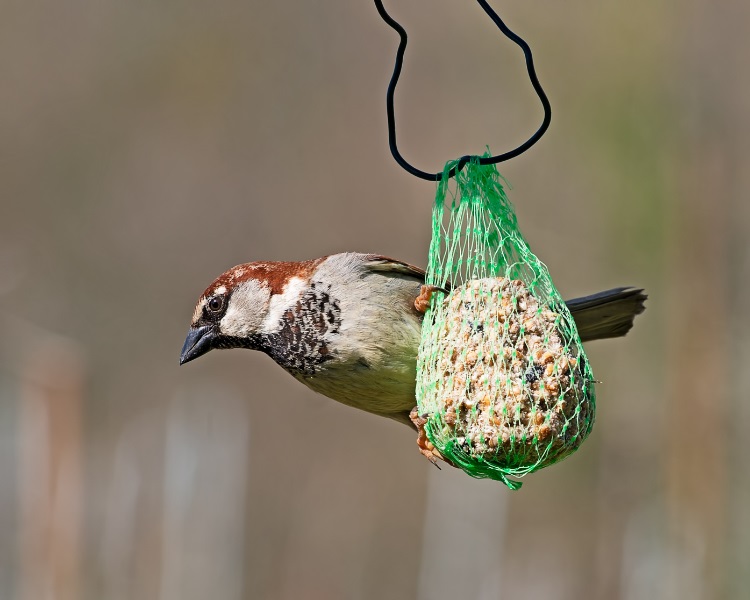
[414,285,445,313]
[409,407,453,468]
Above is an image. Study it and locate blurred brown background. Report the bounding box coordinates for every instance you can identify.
[1,0,748,599]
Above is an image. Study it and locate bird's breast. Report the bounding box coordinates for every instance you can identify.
[264,281,343,375]
[263,257,425,418]
[289,301,423,416]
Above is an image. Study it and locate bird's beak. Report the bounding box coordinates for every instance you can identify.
[180,325,215,365]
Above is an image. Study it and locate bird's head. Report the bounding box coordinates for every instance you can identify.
[179,259,323,365]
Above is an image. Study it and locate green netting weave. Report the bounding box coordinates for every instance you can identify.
[416,157,596,490]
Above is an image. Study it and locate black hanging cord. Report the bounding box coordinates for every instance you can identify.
[374,0,552,181]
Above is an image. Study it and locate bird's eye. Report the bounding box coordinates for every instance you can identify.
[208,296,224,313]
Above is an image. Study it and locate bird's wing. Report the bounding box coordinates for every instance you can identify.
[361,255,427,282]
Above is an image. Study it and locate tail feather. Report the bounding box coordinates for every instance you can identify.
[566,287,647,342]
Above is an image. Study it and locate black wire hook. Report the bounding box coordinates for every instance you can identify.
[374,0,552,181]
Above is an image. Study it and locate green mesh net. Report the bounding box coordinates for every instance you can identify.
[416,157,596,490]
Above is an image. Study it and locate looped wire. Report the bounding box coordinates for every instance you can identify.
[374,0,552,181]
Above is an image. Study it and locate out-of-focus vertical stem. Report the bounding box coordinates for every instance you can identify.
[416,468,509,600]
[664,139,728,599]
[18,337,85,600]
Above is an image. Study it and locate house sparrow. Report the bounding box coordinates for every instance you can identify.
[180,252,646,462]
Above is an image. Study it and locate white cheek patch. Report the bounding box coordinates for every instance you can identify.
[220,280,270,337]
[261,276,307,334]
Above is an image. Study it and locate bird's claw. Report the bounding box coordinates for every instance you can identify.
[410,407,452,468]
[414,285,446,314]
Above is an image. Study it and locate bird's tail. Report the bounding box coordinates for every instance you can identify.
[566,287,647,343]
